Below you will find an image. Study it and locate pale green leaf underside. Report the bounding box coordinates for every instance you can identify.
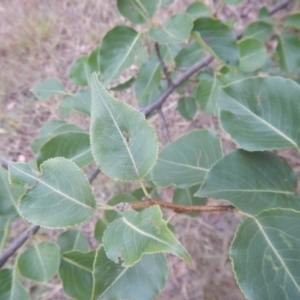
[99,25,142,85]
[103,205,191,266]
[57,229,89,254]
[196,150,300,215]
[219,76,300,151]
[17,242,60,282]
[231,209,300,300]
[92,246,168,300]
[0,217,11,253]
[90,74,159,181]
[10,158,96,228]
[152,129,223,188]
[31,77,65,100]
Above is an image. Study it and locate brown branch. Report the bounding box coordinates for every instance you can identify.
[269,0,291,15]
[128,197,236,213]
[158,109,171,143]
[0,166,100,269]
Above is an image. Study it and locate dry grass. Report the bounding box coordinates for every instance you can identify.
[1,0,292,299]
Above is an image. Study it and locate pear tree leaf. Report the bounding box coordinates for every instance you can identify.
[17,242,60,282]
[31,77,65,100]
[0,269,30,300]
[277,33,300,75]
[9,158,96,228]
[149,13,193,44]
[192,17,239,67]
[117,0,159,24]
[110,77,135,91]
[231,208,300,300]
[63,89,91,116]
[177,97,197,120]
[219,76,300,151]
[94,219,108,243]
[284,12,300,30]
[100,26,142,85]
[57,230,89,253]
[152,129,223,188]
[175,43,203,68]
[90,74,159,181]
[0,217,11,252]
[243,21,272,42]
[36,132,93,168]
[59,251,95,300]
[196,150,300,215]
[186,2,210,19]
[103,205,191,266]
[92,246,168,300]
[69,56,90,87]
[238,37,268,73]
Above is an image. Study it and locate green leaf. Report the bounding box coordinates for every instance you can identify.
[158,43,180,62]
[94,219,108,243]
[103,205,191,266]
[0,217,11,252]
[69,56,90,87]
[243,21,272,42]
[149,13,193,44]
[231,208,300,299]
[135,59,161,101]
[173,185,206,217]
[192,17,239,67]
[10,158,96,228]
[175,43,203,68]
[17,242,60,282]
[100,26,142,85]
[70,89,91,116]
[196,150,300,215]
[117,0,159,24]
[277,33,300,75]
[177,97,197,120]
[59,251,95,300]
[59,95,73,116]
[92,246,168,300]
[225,0,244,5]
[31,77,65,100]
[57,230,89,253]
[186,2,210,19]
[0,166,23,218]
[219,76,300,151]
[90,74,159,181]
[135,47,149,68]
[152,129,223,188]
[9,163,39,186]
[238,37,268,73]
[284,12,300,30]
[110,77,135,91]
[0,269,30,300]
[36,132,93,168]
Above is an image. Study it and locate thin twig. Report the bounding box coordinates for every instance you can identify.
[128,197,236,213]
[158,109,171,143]
[269,0,291,15]
[154,42,173,86]
[0,166,100,268]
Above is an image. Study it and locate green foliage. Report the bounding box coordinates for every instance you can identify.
[2,2,300,299]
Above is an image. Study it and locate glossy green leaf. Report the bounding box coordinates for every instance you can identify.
[219,76,300,151]
[17,242,60,282]
[92,246,168,300]
[103,205,191,266]
[173,185,206,217]
[135,59,161,101]
[57,230,89,253]
[59,251,95,300]
[0,217,10,252]
[175,43,203,68]
[277,33,300,75]
[243,21,272,42]
[110,77,135,91]
[284,12,300,30]
[100,26,142,85]
[94,219,108,243]
[117,0,159,24]
[37,132,93,168]
[238,37,268,72]
[152,129,223,188]
[196,150,300,215]
[177,97,197,120]
[90,75,159,181]
[193,17,239,67]
[68,89,91,116]
[0,166,23,218]
[31,77,65,100]
[10,158,96,228]
[0,269,30,300]
[31,120,84,153]
[149,13,193,44]
[186,2,210,19]
[231,208,300,300]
